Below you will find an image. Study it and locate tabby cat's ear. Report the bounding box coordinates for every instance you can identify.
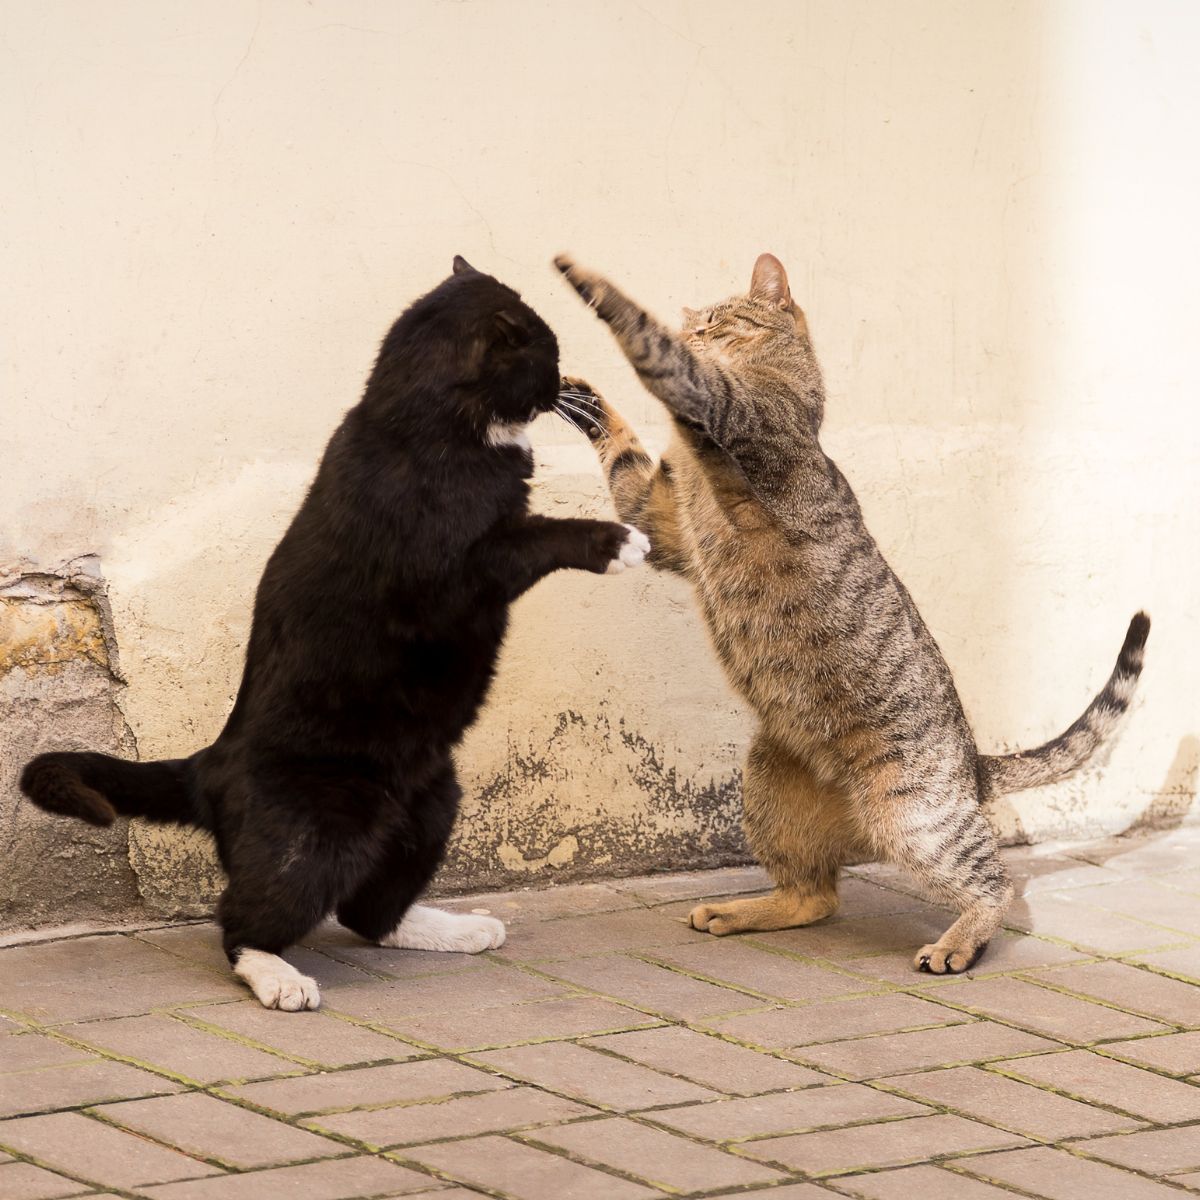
[453,255,478,276]
[749,253,792,309]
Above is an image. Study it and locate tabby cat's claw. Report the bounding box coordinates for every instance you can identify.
[553,254,603,310]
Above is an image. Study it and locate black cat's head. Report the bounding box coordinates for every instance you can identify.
[363,257,560,441]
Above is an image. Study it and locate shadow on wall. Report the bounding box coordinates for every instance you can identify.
[1123,734,1199,835]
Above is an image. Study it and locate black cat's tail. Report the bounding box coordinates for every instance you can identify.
[20,752,202,829]
[981,611,1150,797]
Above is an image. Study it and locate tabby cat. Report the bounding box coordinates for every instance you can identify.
[22,256,649,1011]
[554,252,1148,973]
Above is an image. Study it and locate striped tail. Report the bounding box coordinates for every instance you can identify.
[20,752,201,828]
[981,612,1150,797]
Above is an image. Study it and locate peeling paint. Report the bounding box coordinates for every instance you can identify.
[0,558,143,931]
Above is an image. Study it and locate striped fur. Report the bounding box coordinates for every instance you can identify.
[555,252,1150,974]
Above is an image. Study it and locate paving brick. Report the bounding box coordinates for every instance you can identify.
[1078,1126,1200,1174]
[793,1021,1057,1081]
[737,1113,1027,1174]
[703,1187,829,1200]
[1071,830,1200,877]
[468,1041,719,1109]
[226,1058,508,1115]
[183,1001,420,1068]
[613,865,771,904]
[139,926,376,992]
[0,1112,224,1188]
[0,1160,94,1199]
[998,1048,1200,1123]
[1133,943,1200,982]
[360,995,657,1052]
[139,1155,439,1200]
[394,1192,491,1200]
[1103,1032,1200,1076]
[0,1034,93,1072]
[650,941,882,1002]
[95,1093,343,1169]
[326,967,568,1023]
[886,1065,1143,1139]
[828,1161,1030,1199]
[704,993,968,1049]
[1002,849,1127,895]
[586,1026,826,1094]
[493,906,708,961]
[961,1144,1189,1199]
[1,1050,183,1120]
[1004,893,1183,954]
[62,1013,296,1083]
[650,1082,927,1141]
[540,953,761,1019]
[0,935,243,1022]
[1068,879,1200,936]
[443,882,637,920]
[307,1085,591,1146]
[1032,959,1200,1025]
[932,975,1168,1042]
[404,1134,661,1199]
[530,1115,787,1190]
[751,910,956,961]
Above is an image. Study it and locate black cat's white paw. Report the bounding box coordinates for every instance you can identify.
[606,525,651,574]
[381,905,506,952]
[233,949,321,1011]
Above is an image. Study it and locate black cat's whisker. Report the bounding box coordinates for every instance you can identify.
[555,399,603,431]
[558,391,602,415]
[552,405,587,433]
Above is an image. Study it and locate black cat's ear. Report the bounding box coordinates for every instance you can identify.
[749,253,792,309]
[494,310,527,347]
[453,255,478,276]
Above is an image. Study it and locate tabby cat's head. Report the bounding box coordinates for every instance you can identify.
[682,254,821,416]
[365,256,560,439]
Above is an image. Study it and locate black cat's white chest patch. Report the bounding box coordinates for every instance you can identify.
[485,421,532,453]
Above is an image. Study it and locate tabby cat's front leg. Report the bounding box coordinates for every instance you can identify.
[557,378,689,575]
[554,255,734,436]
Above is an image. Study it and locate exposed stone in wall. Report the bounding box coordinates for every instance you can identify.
[0,558,143,931]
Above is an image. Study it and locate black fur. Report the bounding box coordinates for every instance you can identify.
[21,258,636,972]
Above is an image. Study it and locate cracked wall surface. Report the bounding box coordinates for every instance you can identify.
[0,560,144,930]
[3,1,1198,928]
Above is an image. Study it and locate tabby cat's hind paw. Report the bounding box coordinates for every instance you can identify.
[914,941,987,974]
[689,903,741,936]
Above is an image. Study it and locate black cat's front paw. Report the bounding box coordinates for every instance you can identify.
[592,522,650,575]
[555,377,609,443]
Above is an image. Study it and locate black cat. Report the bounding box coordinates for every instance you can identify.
[21,256,649,1010]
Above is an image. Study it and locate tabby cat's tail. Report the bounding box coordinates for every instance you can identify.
[20,752,201,828]
[980,612,1150,797]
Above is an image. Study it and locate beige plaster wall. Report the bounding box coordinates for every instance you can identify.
[2,0,1197,920]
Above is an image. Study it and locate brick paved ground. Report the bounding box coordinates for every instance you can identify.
[1,826,1198,1199]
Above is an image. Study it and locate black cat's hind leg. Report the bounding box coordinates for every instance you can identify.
[336,766,506,954]
[218,800,376,1012]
